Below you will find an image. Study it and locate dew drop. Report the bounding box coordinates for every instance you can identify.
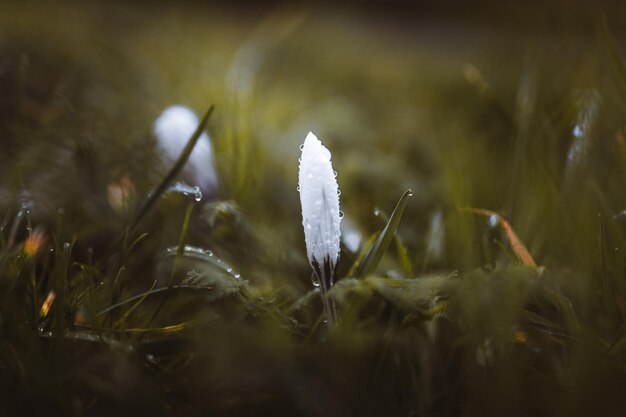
[333,171,338,178]
[337,189,341,196]
[488,215,498,228]
[407,189,414,197]
[297,186,300,192]
[339,210,344,219]
[310,273,320,287]
[193,186,203,202]
[299,144,305,151]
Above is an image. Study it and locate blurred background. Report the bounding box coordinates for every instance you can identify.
[3,1,626,416]
[3,0,624,259]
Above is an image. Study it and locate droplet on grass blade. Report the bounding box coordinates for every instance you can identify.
[566,89,600,165]
[163,182,203,202]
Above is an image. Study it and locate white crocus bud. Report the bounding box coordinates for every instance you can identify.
[154,105,219,196]
[298,131,341,324]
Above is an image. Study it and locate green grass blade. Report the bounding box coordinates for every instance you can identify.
[372,207,413,277]
[129,105,215,233]
[347,232,379,277]
[146,202,195,327]
[97,285,217,317]
[356,189,412,278]
[394,237,413,277]
[160,245,242,279]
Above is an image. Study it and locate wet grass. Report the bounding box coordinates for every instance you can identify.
[2,2,626,416]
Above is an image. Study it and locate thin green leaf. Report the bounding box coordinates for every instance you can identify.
[127,232,150,255]
[372,207,413,277]
[394,236,413,277]
[97,285,217,317]
[347,232,379,277]
[112,280,157,328]
[356,189,412,278]
[129,105,215,233]
[546,288,581,336]
[160,245,243,280]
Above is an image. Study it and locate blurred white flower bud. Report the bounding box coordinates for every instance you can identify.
[154,105,219,196]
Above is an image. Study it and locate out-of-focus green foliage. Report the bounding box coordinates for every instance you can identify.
[2,1,626,416]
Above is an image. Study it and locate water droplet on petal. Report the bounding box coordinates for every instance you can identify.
[310,273,320,287]
[299,144,305,151]
[193,186,203,202]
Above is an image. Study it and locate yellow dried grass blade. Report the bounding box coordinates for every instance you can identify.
[460,207,537,268]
